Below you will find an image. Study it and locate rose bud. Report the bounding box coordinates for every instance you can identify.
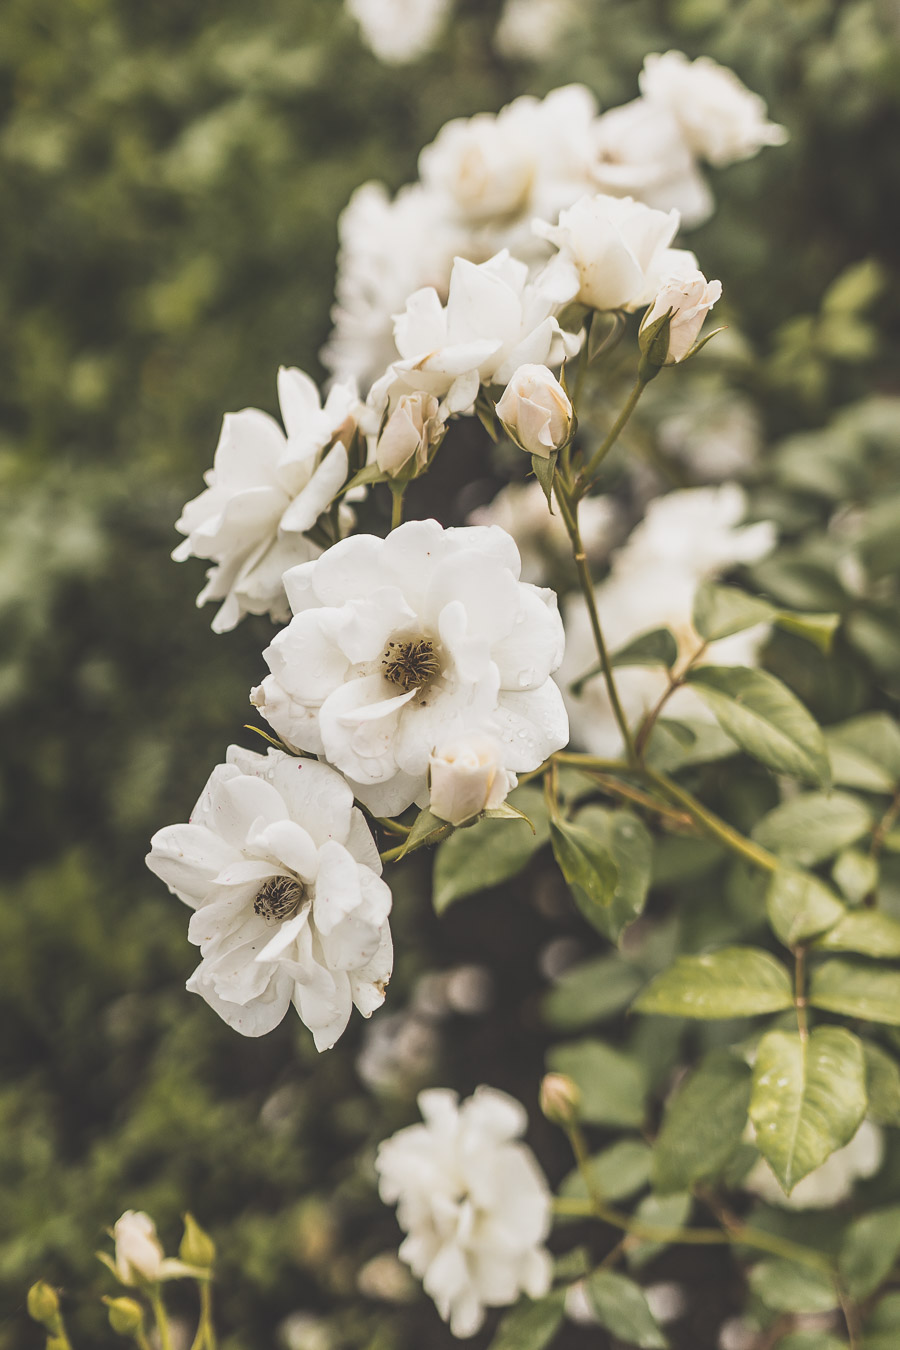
[428,733,514,827]
[640,267,722,366]
[496,364,574,458]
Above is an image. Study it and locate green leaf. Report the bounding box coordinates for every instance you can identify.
[749,1027,867,1192]
[550,817,619,933]
[809,959,900,1026]
[839,1206,900,1300]
[826,713,900,785]
[863,1040,900,1126]
[766,869,846,947]
[584,1271,668,1349]
[748,1260,838,1314]
[752,792,873,867]
[774,610,841,654]
[684,665,831,788]
[634,947,794,1020]
[489,1290,566,1350]
[432,786,549,912]
[693,582,775,642]
[483,799,537,827]
[559,1139,652,1205]
[336,461,387,499]
[832,849,878,905]
[547,1039,647,1127]
[569,807,653,940]
[542,955,644,1030]
[652,1051,751,1194]
[815,910,900,958]
[863,1289,900,1339]
[626,1193,693,1271]
[570,629,677,695]
[397,808,450,858]
[644,716,738,772]
[772,1333,846,1350]
[532,449,558,504]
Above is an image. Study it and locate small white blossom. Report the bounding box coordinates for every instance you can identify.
[375,1086,553,1337]
[146,747,392,1049]
[347,0,453,65]
[173,369,356,632]
[591,98,714,228]
[108,1212,196,1286]
[534,193,695,313]
[429,732,514,826]
[496,363,574,457]
[371,250,581,418]
[639,51,788,168]
[561,485,775,756]
[251,519,568,816]
[493,0,578,62]
[640,265,722,364]
[468,480,619,586]
[746,1119,883,1209]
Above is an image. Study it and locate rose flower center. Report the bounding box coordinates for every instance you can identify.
[254,875,306,922]
[381,637,441,693]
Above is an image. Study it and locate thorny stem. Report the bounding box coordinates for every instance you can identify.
[555,478,639,765]
[575,376,648,496]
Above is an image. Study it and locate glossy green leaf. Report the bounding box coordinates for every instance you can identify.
[766,869,846,947]
[489,1290,566,1350]
[568,807,653,940]
[542,955,644,1031]
[560,1139,652,1205]
[570,628,677,695]
[809,959,900,1025]
[693,582,775,642]
[815,910,900,958]
[748,1260,838,1314]
[652,1051,751,1194]
[774,610,841,653]
[634,947,794,1020]
[826,713,900,784]
[584,1271,668,1349]
[863,1040,900,1126]
[752,792,873,866]
[644,716,739,772]
[749,1027,867,1191]
[550,816,619,933]
[547,1039,647,1127]
[839,1206,900,1300]
[684,665,830,787]
[433,786,549,912]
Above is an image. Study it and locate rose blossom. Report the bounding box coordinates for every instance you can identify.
[495,364,574,457]
[534,193,696,313]
[105,1213,198,1286]
[640,265,722,364]
[374,391,446,478]
[146,747,392,1049]
[375,1086,553,1336]
[251,519,568,817]
[173,368,356,632]
[428,732,513,826]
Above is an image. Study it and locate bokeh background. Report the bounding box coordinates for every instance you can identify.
[2,0,900,1345]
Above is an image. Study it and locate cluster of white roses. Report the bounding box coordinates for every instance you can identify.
[147,52,790,1338]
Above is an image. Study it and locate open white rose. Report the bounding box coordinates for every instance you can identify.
[428,732,513,826]
[561,485,776,757]
[251,519,568,817]
[146,747,392,1049]
[495,364,574,457]
[640,265,722,364]
[591,98,714,228]
[375,1086,553,1337]
[534,193,695,313]
[173,368,356,632]
[419,109,537,224]
[639,50,788,168]
[370,250,581,417]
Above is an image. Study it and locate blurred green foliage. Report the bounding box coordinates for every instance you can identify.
[2,0,900,1346]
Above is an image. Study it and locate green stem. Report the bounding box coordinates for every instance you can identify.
[576,376,647,496]
[390,485,405,531]
[643,767,779,873]
[555,480,638,765]
[148,1289,174,1350]
[795,946,809,1043]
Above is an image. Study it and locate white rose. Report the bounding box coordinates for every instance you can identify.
[639,50,788,168]
[370,250,581,417]
[419,110,537,222]
[590,98,714,229]
[374,391,445,477]
[375,1086,553,1337]
[428,732,514,826]
[347,0,452,65]
[112,1212,166,1284]
[173,368,356,632]
[640,266,722,364]
[534,193,694,313]
[250,519,568,817]
[495,364,574,457]
[146,748,392,1050]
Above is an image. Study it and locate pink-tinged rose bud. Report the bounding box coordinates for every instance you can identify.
[496,364,574,458]
[376,392,444,478]
[428,733,513,826]
[640,268,722,365]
